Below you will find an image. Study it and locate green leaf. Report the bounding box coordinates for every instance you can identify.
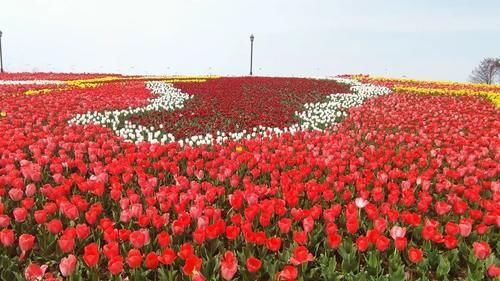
[436,255,450,279]
[320,254,338,280]
[465,265,484,281]
[338,244,348,259]
[12,272,24,281]
[158,268,174,281]
[366,251,381,276]
[448,249,459,273]
[353,271,367,281]
[341,252,358,273]
[1,270,14,281]
[389,266,405,281]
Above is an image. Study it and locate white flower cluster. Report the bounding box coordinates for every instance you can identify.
[68,78,390,146]
[68,81,192,143]
[296,78,391,130]
[0,80,66,85]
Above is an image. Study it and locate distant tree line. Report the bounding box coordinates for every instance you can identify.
[469,57,500,84]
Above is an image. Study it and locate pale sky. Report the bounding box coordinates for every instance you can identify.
[1,0,499,81]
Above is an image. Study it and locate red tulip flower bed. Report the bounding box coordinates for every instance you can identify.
[128,77,351,139]
[0,74,499,280]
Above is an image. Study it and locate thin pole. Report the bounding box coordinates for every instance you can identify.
[250,36,254,76]
[0,34,3,73]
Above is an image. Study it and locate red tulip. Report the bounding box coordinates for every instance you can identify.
[246,256,262,273]
[390,226,406,240]
[253,231,267,245]
[13,207,28,222]
[459,219,472,237]
[183,255,202,276]
[327,233,342,249]
[356,236,369,252]
[24,263,47,281]
[193,272,206,281]
[373,217,387,233]
[59,254,77,277]
[364,204,379,220]
[408,247,423,263]
[472,241,491,260]
[220,251,238,280]
[157,231,171,248]
[129,230,146,249]
[46,219,63,234]
[444,222,459,236]
[367,229,381,244]
[443,235,458,249]
[289,246,314,265]
[346,218,359,234]
[488,264,500,278]
[63,227,77,240]
[8,188,24,201]
[0,215,11,228]
[119,229,131,241]
[58,234,75,253]
[302,216,314,233]
[278,218,292,233]
[453,200,468,215]
[108,256,124,275]
[0,228,15,247]
[434,201,451,216]
[60,202,79,220]
[25,183,36,197]
[325,222,338,236]
[277,265,298,281]
[126,249,143,269]
[19,233,35,252]
[293,231,308,245]
[172,219,186,235]
[83,243,100,267]
[159,248,176,265]
[75,223,90,239]
[192,227,206,245]
[394,237,407,251]
[178,243,194,260]
[421,225,437,241]
[206,221,224,240]
[103,242,120,259]
[469,209,483,221]
[225,226,240,240]
[375,235,390,252]
[476,224,489,235]
[145,252,159,269]
[266,237,282,252]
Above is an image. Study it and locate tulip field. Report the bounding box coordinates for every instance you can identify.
[0,73,499,281]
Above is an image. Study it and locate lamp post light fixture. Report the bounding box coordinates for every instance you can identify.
[249,34,254,76]
[0,30,4,73]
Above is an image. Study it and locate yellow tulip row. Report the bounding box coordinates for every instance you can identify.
[352,75,500,107]
[24,89,57,96]
[67,75,219,88]
[24,85,97,96]
[161,79,208,83]
[393,86,500,107]
[358,75,500,90]
[23,77,212,96]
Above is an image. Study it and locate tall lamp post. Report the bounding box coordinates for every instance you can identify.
[249,34,254,76]
[0,30,4,73]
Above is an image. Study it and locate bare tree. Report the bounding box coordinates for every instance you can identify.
[469,57,500,84]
